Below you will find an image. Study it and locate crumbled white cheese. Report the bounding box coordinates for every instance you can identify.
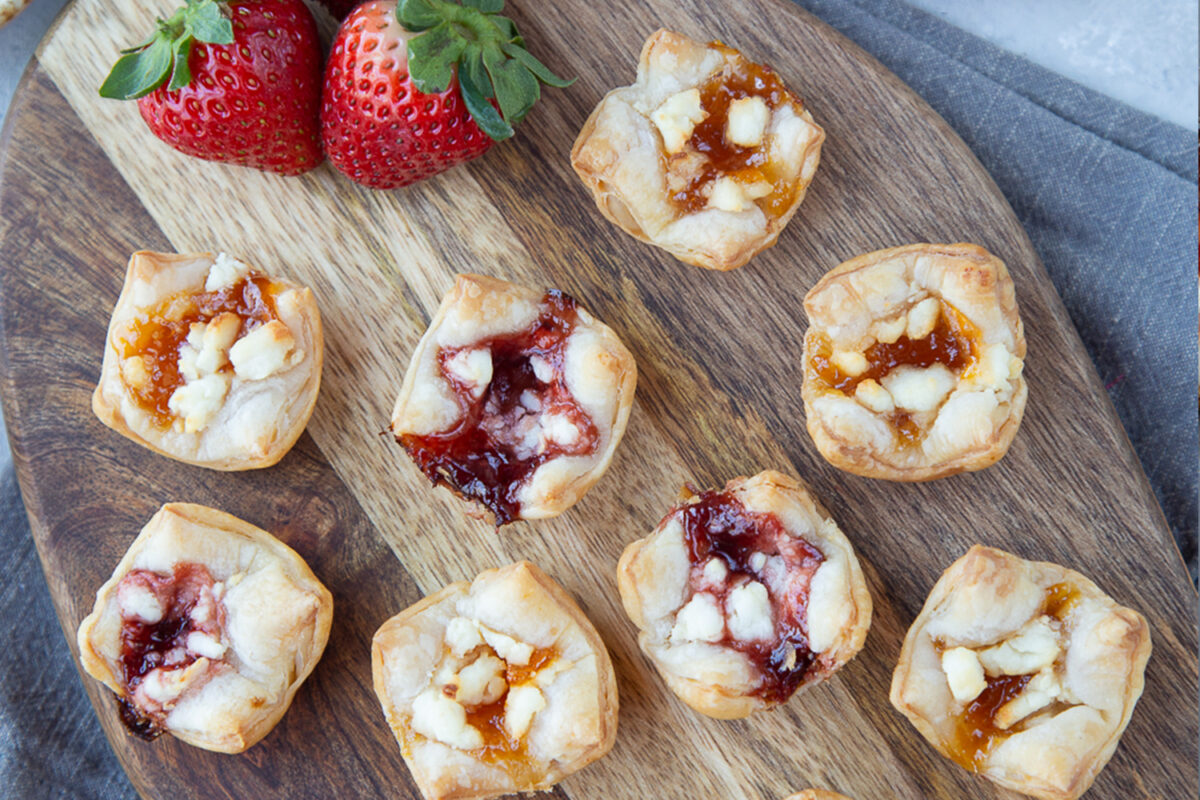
[831,349,869,377]
[529,354,554,383]
[880,364,957,413]
[478,626,533,666]
[702,557,728,588]
[707,176,753,212]
[941,646,986,703]
[748,552,767,572]
[994,667,1061,730]
[541,413,580,446]
[670,592,725,643]
[967,342,1014,392]
[185,631,226,660]
[872,315,907,344]
[725,95,770,147]
[117,581,163,624]
[503,684,546,740]
[444,348,493,398]
[449,653,507,707]
[445,616,484,657]
[229,320,297,381]
[139,660,206,705]
[168,373,230,433]
[192,312,240,375]
[205,252,250,292]
[726,581,774,642]
[519,390,541,413]
[120,356,151,391]
[411,688,483,750]
[978,616,1061,676]
[906,297,941,340]
[650,88,707,154]
[532,657,572,690]
[854,378,895,414]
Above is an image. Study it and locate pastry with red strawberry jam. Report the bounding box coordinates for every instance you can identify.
[391,274,636,525]
[571,29,825,271]
[76,503,333,753]
[617,471,871,719]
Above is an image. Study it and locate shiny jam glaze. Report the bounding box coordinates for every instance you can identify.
[679,490,825,704]
[461,648,555,770]
[811,305,979,395]
[399,291,599,526]
[1042,582,1080,620]
[948,672,1034,771]
[116,274,280,426]
[117,564,222,737]
[670,46,801,217]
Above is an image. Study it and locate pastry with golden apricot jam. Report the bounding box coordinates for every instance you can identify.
[92,250,323,470]
[801,243,1026,481]
[391,274,636,526]
[616,471,871,719]
[372,560,618,800]
[890,545,1151,800]
[571,29,824,271]
[76,503,333,753]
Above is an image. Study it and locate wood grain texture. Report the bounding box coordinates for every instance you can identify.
[0,0,1195,798]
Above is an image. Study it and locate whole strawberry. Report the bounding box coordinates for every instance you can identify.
[321,0,570,190]
[100,0,324,176]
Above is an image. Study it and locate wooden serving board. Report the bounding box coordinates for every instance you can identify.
[0,0,1195,798]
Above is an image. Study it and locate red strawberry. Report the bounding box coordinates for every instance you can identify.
[100,0,324,176]
[320,0,571,190]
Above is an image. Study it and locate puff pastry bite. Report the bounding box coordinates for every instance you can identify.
[571,29,825,271]
[76,503,333,753]
[616,470,872,718]
[391,274,636,526]
[372,560,618,800]
[782,791,852,800]
[93,250,323,470]
[802,243,1026,481]
[890,545,1151,800]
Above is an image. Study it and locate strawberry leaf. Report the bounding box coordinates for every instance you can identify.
[395,0,573,142]
[98,37,173,100]
[99,0,231,100]
[501,42,573,88]
[407,23,466,93]
[458,64,513,141]
[396,0,444,31]
[482,45,538,124]
[167,35,195,90]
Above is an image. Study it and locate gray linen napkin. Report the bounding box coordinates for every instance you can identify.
[1,0,1195,797]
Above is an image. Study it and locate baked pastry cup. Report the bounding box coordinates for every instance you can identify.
[391,274,637,526]
[571,29,825,271]
[801,243,1026,481]
[616,470,872,719]
[76,503,333,753]
[372,560,618,800]
[782,791,852,800]
[93,250,323,470]
[890,545,1151,800]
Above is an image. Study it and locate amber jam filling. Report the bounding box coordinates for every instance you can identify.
[115,273,280,426]
[944,582,1079,770]
[679,490,825,704]
[117,564,222,739]
[459,647,555,776]
[670,46,801,216]
[399,291,600,526]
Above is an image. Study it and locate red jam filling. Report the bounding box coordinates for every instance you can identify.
[671,46,801,217]
[399,291,600,526]
[116,273,280,426]
[116,563,223,738]
[679,490,825,704]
